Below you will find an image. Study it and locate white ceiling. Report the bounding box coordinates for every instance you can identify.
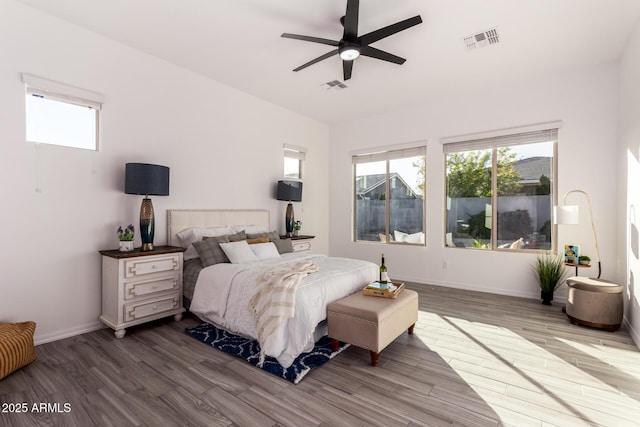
[16,0,640,124]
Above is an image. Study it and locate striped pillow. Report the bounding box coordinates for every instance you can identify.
[0,321,37,379]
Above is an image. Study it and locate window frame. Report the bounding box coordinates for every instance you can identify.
[284,144,306,180]
[352,145,426,246]
[442,125,559,252]
[22,73,103,151]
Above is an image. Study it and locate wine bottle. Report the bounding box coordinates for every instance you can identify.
[379,253,389,284]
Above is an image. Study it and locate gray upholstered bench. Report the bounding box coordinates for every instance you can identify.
[565,277,623,331]
[327,289,418,366]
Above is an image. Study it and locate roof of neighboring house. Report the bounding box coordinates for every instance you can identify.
[355,172,421,197]
[513,157,551,184]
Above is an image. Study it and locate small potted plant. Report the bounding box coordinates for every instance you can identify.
[532,252,569,305]
[117,224,135,252]
[578,255,591,266]
[293,220,302,237]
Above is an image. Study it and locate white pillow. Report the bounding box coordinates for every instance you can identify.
[230,225,268,234]
[177,226,233,260]
[250,242,281,261]
[219,240,259,264]
[393,230,425,244]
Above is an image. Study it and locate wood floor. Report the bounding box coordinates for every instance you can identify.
[2,283,640,427]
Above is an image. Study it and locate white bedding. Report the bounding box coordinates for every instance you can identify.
[189,252,378,368]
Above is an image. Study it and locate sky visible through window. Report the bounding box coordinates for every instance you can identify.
[26,94,97,150]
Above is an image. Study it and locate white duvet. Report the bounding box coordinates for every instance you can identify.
[189,253,377,368]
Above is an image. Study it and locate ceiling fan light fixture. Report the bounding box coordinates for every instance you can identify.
[339,45,360,61]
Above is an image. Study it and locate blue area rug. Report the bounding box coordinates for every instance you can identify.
[185,322,349,384]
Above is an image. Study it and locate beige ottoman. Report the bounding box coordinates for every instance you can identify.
[566,277,623,332]
[327,289,418,366]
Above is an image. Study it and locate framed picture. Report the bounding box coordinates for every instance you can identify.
[564,244,580,265]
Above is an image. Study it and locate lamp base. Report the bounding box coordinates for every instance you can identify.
[140,197,155,252]
[285,202,294,237]
[141,242,154,252]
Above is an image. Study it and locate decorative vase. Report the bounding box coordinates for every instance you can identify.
[119,241,134,252]
[540,290,554,306]
[293,230,299,237]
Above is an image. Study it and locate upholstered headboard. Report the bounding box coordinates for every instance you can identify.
[167,209,270,247]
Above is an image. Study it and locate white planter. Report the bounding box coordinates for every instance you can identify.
[119,241,134,252]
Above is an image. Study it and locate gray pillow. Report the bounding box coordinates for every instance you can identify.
[194,231,247,267]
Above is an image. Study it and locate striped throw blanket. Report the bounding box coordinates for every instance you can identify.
[249,259,319,366]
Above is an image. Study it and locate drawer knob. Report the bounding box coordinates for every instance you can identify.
[152,284,158,289]
[152,305,158,310]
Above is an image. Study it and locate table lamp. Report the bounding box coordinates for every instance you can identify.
[276,180,302,237]
[125,163,170,251]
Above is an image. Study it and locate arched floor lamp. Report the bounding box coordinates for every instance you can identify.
[554,189,601,279]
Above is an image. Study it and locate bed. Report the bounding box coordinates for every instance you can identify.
[167,209,378,368]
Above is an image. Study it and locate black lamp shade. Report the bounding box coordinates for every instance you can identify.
[276,180,302,202]
[125,163,170,196]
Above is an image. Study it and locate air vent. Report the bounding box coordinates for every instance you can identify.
[463,27,500,50]
[322,80,348,90]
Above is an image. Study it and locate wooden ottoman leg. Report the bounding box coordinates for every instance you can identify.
[370,351,380,367]
[408,323,415,335]
[331,339,340,352]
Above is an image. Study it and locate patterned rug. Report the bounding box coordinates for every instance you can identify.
[185,323,350,384]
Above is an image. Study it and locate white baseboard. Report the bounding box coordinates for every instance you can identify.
[34,321,103,346]
[391,274,568,303]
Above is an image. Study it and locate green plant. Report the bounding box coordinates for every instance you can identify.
[117,224,135,241]
[471,239,490,249]
[293,221,302,231]
[533,252,569,292]
[579,255,591,262]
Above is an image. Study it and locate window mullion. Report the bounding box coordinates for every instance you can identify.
[385,160,391,242]
[491,148,498,249]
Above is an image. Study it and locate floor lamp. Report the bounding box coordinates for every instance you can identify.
[554,189,601,279]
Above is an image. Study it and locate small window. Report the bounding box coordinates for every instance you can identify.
[23,73,103,151]
[284,144,306,179]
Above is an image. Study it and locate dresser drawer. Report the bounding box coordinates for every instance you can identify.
[124,255,180,279]
[124,294,180,322]
[124,276,179,300]
[292,241,312,252]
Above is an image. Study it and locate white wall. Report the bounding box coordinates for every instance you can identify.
[0,0,329,344]
[618,19,640,345]
[329,63,619,301]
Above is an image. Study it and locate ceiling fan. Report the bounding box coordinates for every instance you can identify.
[281,0,422,81]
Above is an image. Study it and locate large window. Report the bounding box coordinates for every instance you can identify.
[23,74,103,151]
[353,146,426,245]
[444,128,557,251]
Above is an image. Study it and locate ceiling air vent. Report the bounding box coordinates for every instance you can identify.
[463,27,500,51]
[322,80,348,90]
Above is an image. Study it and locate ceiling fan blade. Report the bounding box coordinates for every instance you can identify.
[293,50,338,72]
[360,46,406,65]
[343,0,359,40]
[281,33,339,47]
[343,59,354,81]
[359,15,422,45]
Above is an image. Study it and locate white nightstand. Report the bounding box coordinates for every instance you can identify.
[280,235,315,252]
[99,246,185,338]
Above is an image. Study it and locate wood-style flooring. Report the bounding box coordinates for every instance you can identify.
[2,283,640,426]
